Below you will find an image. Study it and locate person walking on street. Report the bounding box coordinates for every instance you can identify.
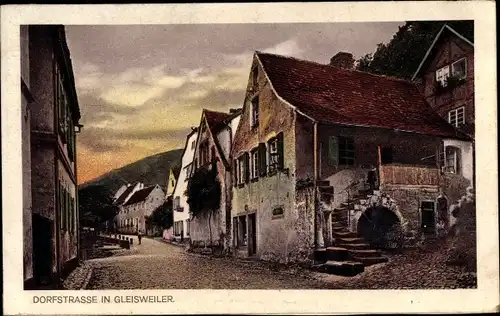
[138,231,142,245]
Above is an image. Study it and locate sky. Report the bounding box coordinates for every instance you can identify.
[65,22,403,184]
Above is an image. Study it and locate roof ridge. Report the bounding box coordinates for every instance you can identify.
[256,51,411,83]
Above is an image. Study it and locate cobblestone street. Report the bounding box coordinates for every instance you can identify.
[85,236,327,289]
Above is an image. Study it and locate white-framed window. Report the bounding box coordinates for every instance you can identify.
[451,58,467,80]
[436,65,450,86]
[237,155,246,185]
[191,140,196,150]
[448,107,465,127]
[268,137,279,173]
[250,148,259,179]
[173,196,181,211]
[251,96,259,127]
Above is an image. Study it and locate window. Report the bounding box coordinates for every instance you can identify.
[237,154,248,185]
[250,148,259,180]
[199,141,210,166]
[448,107,465,127]
[171,179,175,187]
[267,133,284,173]
[436,65,450,86]
[451,58,467,80]
[338,136,355,166]
[251,96,259,127]
[191,140,196,150]
[184,163,192,181]
[173,196,181,211]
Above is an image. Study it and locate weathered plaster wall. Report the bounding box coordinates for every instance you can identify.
[58,161,78,268]
[231,56,310,262]
[173,132,198,239]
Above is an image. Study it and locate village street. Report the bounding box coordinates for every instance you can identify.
[82,235,328,289]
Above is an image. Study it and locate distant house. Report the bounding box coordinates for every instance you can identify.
[189,108,241,249]
[230,51,472,264]
[172,128,198,242]
[113,184,128,203]
[114,182,144,207]
[412,24,474,181]
[116,184,165,235]
[166,167,181,197]
[22,25,82,289]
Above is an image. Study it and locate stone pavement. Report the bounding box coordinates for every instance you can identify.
[85,235,328,289]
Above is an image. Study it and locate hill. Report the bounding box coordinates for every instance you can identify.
[80,149,184,193]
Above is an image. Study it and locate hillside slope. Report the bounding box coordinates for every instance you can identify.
[80,149,183,193]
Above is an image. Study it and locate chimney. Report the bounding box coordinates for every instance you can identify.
[329,52,355,69]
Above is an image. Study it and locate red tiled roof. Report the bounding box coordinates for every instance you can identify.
[124,185,158,206]
[257,52,468,139]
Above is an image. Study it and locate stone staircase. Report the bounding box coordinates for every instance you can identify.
[314,182,388,276]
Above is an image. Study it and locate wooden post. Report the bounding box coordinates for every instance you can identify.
[313,122,324,248]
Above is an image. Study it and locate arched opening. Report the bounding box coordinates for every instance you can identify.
[357,206,403,249]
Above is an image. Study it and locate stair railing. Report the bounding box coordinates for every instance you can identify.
[337,179,360,231]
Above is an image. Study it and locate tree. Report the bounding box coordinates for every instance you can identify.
[355,21,474,79]
[146,197,174,230]
[186,160,221,245]
[78,184,119,230]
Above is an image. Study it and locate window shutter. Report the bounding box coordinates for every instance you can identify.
[328,136,339,167]
[277,132,284,170]
[233,159,238,187]
[258,143,267,176]
[244,152,250,183]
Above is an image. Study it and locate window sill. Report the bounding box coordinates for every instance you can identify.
[250,177,259,183]
[272,214,284,220]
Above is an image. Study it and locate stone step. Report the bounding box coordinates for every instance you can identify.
[314,248,328,262]
[348,249,383,258]
[336,237,364,244]
[333,207,348,213]
[332,220,346,226]
[351,255,388,266]
[318,186,334,194]
[316,180,330,187]
[325,247,349,261]
[317,260,365,276]
[337,243,372,250]
[333,231,357,238]
[332,226,347,232]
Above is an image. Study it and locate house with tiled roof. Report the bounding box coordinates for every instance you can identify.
[412,24,475,179]
[188,108,241,249]
[229,51,473,270]
[115,184,164,234]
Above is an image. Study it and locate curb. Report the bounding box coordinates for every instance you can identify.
[80,265,93,290]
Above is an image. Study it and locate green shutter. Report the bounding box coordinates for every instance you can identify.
[259,143,267,176]
[233,159,238,187]
[328,136,339,167]
[277,132,284,170]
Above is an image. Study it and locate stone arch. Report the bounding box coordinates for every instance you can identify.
[357,206,404,249]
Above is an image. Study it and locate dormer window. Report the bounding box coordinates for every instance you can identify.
[451,58,467,80]
[251,96,259,128]
[436,65,450,86]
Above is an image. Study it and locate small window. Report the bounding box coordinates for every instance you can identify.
[272,207,284,219]
[451,58,467,80]
[191,140,196,150]
[251,96,259,127]
[252,66,258,91]
[436,65,450,86]
[448,107,465,127]
[338,136,355,166]
[250,148,259,180]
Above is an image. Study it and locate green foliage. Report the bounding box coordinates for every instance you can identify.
[355,21,474,79]
[187,161,221,218]
[146,197,174,229]
[78,184,118,228]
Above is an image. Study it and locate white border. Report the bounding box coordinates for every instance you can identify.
[2,2,498,315]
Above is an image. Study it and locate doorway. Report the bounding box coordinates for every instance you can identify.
[32,214,53,286]
[381,147,393,164]
[420,201,436,235]
[247,213,257,256]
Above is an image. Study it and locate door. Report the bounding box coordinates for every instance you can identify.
[32,214,53,286]
[247,213,257,256]
[420,201,436,235]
